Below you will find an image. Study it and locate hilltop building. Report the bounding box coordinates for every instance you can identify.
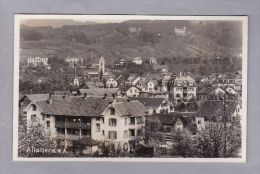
[174,26,187,36]
[65,57,84,67]
[27,57,48,66]
[133,57,143,65]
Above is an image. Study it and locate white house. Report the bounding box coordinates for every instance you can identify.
[149,57,157,64]
[173,73,196,101]
[65,57,84,67]
[91,100,147,151]
[133,57,143,65]
[174,26,187,36]
[131,98,174,115]
[125,86,141,97]
[106,77,118,88]
[27,57,48,66]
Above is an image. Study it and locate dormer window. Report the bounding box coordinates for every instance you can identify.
[32,104,37,111]
[110,108,115,115]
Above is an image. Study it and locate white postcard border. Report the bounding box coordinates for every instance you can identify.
[13,15,248,162]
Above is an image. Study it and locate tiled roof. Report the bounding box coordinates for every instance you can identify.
[34,97,111,117]
[148,113,195,127]
[78,88,119,98]
[23,94,50,102]
[196,101,239,120]
[113,100,147,116]
[174,102,199,112]
[197,86,223,95]
[174,75,196,86]
[129,97,165,108]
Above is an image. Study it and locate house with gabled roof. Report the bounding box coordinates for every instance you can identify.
[129,97,174,115]
[22,93,147,152]
[92,100,147,151]
[196,100,242,123]
[197,86,226,101]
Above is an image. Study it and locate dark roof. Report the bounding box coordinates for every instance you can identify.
[148,113,195,127]
[24,94,49,102]
[78,88,119,98]
[174,102,199,112]
[113,100,147,116]
[129,97,165,108]
[196,101,239,119]
[34,97,111,117]
[197,86,222,95]
[125,85,141,92]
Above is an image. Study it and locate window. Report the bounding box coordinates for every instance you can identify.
[96,117,100,121]
[166,127,171,133]
[96,123,100,132]
[109,118,117,126]
[31,114,36,122]
[108,131,117,140]
[129,129,135,136]
[57,128,65,134]
[46,114,50,118]
[137,129,143,136]
[124,130,128,138]
[136,117,143,124]
[110,108,116,115]
[46,121,50,128]
[176,94,181,98]
[129,117,135,125]
[150,122,155,131]
[198,120,201,125]
[32,104,37,111]
[102,130,105,136]
[82,129,90,136]
[124,118,127,125]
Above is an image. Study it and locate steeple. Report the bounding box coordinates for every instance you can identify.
[99,56,105,75]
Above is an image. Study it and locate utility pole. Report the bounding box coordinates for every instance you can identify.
[223,95,227,158]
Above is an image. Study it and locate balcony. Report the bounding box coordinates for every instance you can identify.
[55,133,90,140]
[55,122,91,129]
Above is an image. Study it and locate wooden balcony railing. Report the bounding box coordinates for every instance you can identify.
[55,133,91,140]
[55,122,91,129]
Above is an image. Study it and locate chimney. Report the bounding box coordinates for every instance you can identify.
[103,93,107,99]
[83,93,87,99]
[63,93,68,98]
[112,93,116,103]
[48,92,53,104]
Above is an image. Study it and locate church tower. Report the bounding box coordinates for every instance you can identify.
[99,56,105,75]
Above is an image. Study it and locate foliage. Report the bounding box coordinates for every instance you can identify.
[18,121,75,157]
[171,131,195,157]
[195,120,241,158]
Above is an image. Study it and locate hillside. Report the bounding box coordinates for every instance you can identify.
[19,20,243,72]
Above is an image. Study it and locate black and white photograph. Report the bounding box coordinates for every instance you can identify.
[13,15,247,162]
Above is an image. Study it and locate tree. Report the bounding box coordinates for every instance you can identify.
[196,120,241,158]
[18,121,75,157]
[171,130,194,157]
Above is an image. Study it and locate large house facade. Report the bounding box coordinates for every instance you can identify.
[173,73,196,101]
[22,94,147,151]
